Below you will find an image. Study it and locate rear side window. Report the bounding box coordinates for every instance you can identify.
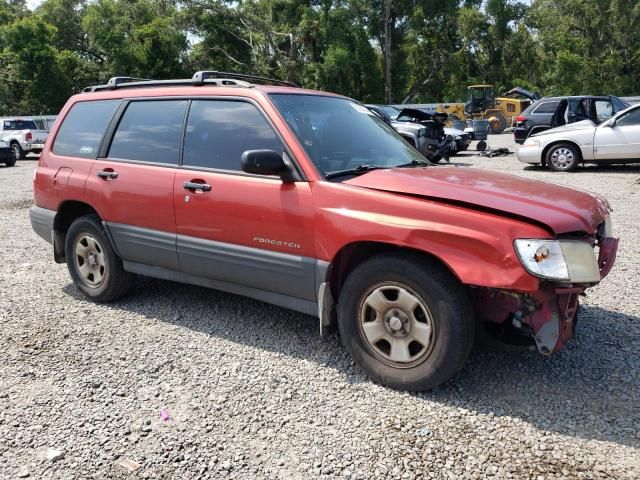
[182,100,282,171]
[53,100,120,158]
[532,101,559,114]
[3,119,38,130]
[109,100,188,164]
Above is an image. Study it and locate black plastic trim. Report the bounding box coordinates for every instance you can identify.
[97,99,128,159]
[177,235,316,301]
[29,206,55,245]
[106,223,180,271]
[122,261,318,317]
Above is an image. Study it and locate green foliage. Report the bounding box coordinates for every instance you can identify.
[0,0,639,114]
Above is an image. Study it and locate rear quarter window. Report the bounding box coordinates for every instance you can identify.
[532,101,560,114]
[53,100,120,158]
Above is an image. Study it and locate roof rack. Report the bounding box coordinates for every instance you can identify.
[83,70,299,92]
[192,70,298,87]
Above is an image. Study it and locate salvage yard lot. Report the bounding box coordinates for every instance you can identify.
[0,137,639,479]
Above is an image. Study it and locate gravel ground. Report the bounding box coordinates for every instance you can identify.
[0,140,639,480]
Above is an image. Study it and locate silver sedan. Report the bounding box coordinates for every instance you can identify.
[517,104,640,171]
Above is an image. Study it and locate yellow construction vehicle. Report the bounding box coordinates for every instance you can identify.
[436,85,539,134]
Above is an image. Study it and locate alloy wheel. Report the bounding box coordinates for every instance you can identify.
[549,147,575,170]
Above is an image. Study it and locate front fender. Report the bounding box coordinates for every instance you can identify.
[312,182,550,293]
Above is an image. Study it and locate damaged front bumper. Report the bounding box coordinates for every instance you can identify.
[473,236,618,355]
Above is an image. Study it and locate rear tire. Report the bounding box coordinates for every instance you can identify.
[489,113,507,134]
[337,252,475,391]
[10,142,24,161]
[65,214,135,302]
[546,143,579,171]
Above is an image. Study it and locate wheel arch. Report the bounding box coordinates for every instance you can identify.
[52,200,103,262]
[326,241,461,302]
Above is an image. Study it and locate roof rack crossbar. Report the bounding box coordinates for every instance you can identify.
[192,70,298,87]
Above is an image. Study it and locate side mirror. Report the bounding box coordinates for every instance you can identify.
[608,119,616,127]
[241,149,294,181]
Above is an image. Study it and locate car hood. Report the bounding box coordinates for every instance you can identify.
[344,167,610,234]
[444,127,465,136]
[533,120,595,137]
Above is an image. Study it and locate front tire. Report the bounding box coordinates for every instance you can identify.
[546,143,580,171]
[4,155,16,167]
[337,253,475,391]
[65,215,134,302]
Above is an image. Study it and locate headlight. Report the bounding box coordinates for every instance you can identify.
[514,239,600,283]
[523,138,540,147]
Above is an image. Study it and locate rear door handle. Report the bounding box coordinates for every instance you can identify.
[183,181,212,192]
[97,170,118,179]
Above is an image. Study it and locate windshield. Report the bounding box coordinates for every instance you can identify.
[269,94,425,177]
[3,119,38,130]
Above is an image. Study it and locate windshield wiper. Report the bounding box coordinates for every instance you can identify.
[394,159,431,168]
[325,164,388,180]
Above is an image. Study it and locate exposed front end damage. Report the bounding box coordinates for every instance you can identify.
[471,236,618,355]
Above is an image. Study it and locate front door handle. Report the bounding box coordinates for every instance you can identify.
[97,170,118,179]
[183,180,212,192]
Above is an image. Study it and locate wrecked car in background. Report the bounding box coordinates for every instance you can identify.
[513,95,629,144]
[518,103,640,171]
[367,105,471,160]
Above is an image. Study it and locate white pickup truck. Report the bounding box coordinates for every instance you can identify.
[0,117,48,160]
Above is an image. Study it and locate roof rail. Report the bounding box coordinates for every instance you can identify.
[192,70,298,87]
[83,70,299,93]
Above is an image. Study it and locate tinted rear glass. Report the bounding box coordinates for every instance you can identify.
[532,101,559,114]
[108,100,187,164]
[183,100,282,171]
[612,97,628,112]
[3,119,38,130]
[53,100,120,158]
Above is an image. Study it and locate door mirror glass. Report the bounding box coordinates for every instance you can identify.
[241,149,292,181]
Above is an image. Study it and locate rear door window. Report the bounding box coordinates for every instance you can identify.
[108,100,188,164]
[182,100,283,171]
[53,100,120,158]
[593,100,614,123]
[532,101,559,114]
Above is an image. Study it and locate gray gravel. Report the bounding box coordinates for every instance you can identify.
[1,141,639,479]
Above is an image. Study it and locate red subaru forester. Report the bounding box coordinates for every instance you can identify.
[30,71,618,391]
